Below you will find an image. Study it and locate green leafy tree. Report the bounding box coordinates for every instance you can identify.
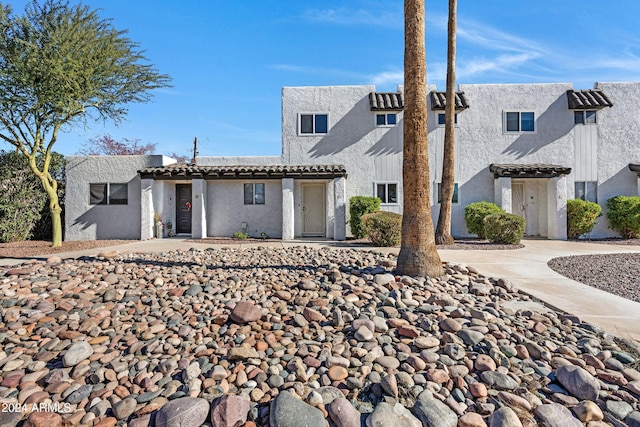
[0,1,171,247]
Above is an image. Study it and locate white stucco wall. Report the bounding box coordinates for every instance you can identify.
[65,155,173,240]
[206,180,283,238]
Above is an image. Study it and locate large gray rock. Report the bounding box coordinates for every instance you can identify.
[62,341,93,367]
[327,397,361,427]
[489,407,522,427]
[270,390,326,427]
[112,397,137,420]
[366,402,421,427]
[535,403,582,427]
[155,397,210,427]
[556,364,601,401]
[626,411,640,427]
[480,371,518,390]
[412,393,457,427]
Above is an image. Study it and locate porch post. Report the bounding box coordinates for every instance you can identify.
[637,177,640,196]
[140,179,154,240]
[547,175,568,240]
[191,179,207,239]
[333,177,346,241]
[494,177,512,213]
[282,178,295,240]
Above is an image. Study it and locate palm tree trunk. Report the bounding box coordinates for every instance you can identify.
[397,0,444,278]
[435,0,457,245]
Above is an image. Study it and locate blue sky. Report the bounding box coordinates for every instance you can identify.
[6,1,640,157]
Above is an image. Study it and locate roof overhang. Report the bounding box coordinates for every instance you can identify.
[566,89,613,110]
[369,92,404,111]
[489,163,572,179]
[429,91,470,111]
[138,164,347,180]
[629,163,640,177]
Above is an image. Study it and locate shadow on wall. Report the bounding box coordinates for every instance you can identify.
[309,96,374,158]
[502,95,574,159]
[589,167,639,237]
[365,119,403,156]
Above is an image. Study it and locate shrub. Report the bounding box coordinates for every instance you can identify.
[483,212,526,244]
[361,211,402,247]
[232,231,249,239]
[567,199,602,239]
[349,196,381,238]
[606,196,640,238]
[464,201,505,239]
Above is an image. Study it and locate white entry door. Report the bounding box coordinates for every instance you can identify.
[512,182,526,223]
[302,184,325,236]
[512,180,546,236]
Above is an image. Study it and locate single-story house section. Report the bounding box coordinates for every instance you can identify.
[65,82,640,241]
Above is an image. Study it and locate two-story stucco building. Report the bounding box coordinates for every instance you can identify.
[65,82,640,242]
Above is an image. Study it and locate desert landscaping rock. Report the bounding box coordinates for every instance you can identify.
[0,245,638,427]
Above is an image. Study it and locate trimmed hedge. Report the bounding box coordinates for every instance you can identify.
[483,212,526,244]
[567,199,602,239]
[464,201,505,239]
[361,211,402,247]
[349,196,381,238]
[606,196,640,238]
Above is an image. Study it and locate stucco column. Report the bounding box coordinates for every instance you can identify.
[191,179,207,239]
[333,177,346,241]
[494,177,512,213]
[637,177,640,196]
[547,176,568,240]
[140,179,154,240]
[282,178,294,240]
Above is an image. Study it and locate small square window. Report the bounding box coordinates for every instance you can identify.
[375,182,398,204]
[90,184,107,205]
[437,113,458,126]
[575,110,597,125]
[505,112,535,132]
[437,183,459,204]
[575,181,597,203]
[376,113,397,127]
[244,183,265,205]
[300,114,328,135]
[109,183,128,205]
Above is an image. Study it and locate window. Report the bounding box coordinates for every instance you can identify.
[575,181,597,203]
[375,182,398,204]
[505,111,535,132]
[300,113,328,135]
[376,113,397,126]
[574,110,597,125]
[244,183,265,205]
[437,183,459,204]
[437,113,458,126]
[89,183,128,205]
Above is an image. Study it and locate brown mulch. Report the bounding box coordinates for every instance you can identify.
[0,240,135,258]
[187,237,282,245]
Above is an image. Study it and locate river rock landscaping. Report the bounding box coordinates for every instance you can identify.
[0,246,639,427]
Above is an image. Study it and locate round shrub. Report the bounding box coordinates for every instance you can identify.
[567,199,602,239]
[361,211,402,247]
[606,196,640,238]
[483,212,526,244]
[349,196,381,238]
[464,201,505,239]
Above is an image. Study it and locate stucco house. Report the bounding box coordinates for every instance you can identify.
[65,82,640,241]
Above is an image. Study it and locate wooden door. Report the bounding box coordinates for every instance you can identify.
[176,184,192,234]
[302,184,325,236]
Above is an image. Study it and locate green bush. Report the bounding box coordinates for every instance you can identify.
[361,211,402,247]
[606,196,640,238]
[349,196,381,238]
[232,231,249,239]
[483,212,526,244]
[567,199,602,239]
[464,201,505,239]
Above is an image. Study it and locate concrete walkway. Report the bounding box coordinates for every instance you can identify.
[2,237,639,342]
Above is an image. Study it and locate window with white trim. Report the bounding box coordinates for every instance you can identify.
[437,113,458,126]
[299,113,328,135]
[504,111,535,132]
[375,182,398,204]
[437,183,459,204]
[244,183,265,205]
[376,113,397,126]
[89,183,128,205]
[574,110,597,125]
[575,181,597,203]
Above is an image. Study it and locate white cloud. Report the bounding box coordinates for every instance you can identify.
[303,6,402,28]
[370,70,404,87]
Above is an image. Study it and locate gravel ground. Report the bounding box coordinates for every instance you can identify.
[548,253,640,303]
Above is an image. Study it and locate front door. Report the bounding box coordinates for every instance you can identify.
[512,180,545,236]
[176,184,192,234]
[302,184,325,236]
